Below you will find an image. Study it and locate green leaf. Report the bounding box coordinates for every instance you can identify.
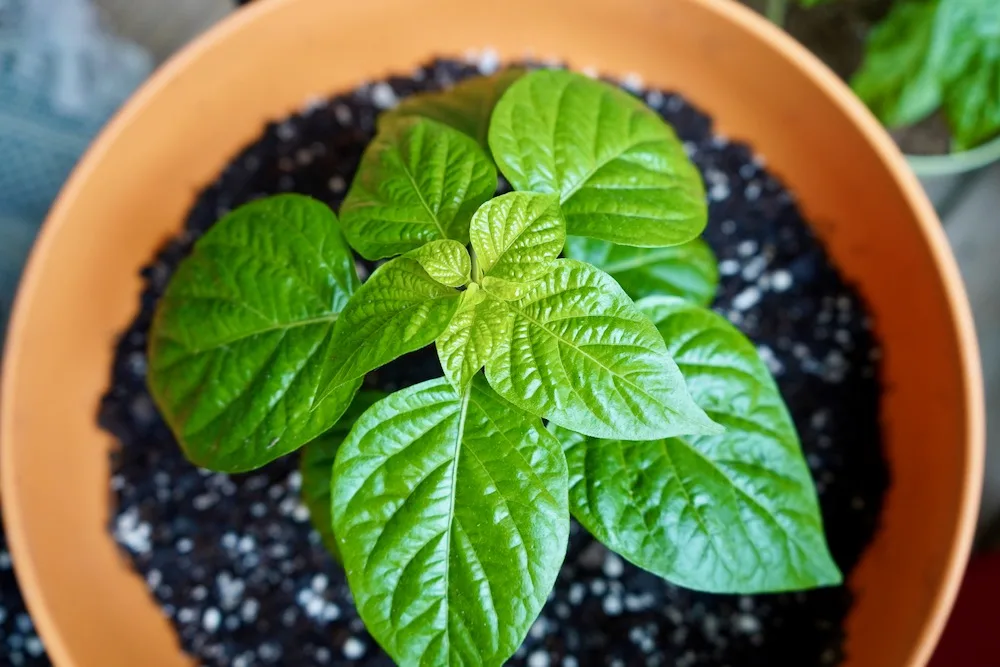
[852,0,1000,149]
[553,296,841,593]
[489,69,706,247]
[564,236,718,306]
[405,239,472,288]
[945,48,1000,150]
[940,3,1000,151]
[379,68,526,154]
[299,390,386,561]
[321,257,462,396]
[340,117,497,260]
[469,192,565,298]
[851,0,943,128]
[436,285,513,391]
[148,194,362,473]
[331,377,569,666]
[483,259,720,440]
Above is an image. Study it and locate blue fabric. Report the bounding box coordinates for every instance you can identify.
[0,0,152,330]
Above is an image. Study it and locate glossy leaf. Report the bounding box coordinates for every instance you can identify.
[406,239,472,288]
[321,257,461,398]
[331,377,569,666]
[469,192,565,298]
[553,296,841,593]
[148,195,361,473]
[484,259,720,440]
[489,69,706,247]
[379,68,526,153]
[564,236,718,306]
[340,117,497,259]
[436,285,513,391]
[299,390,386,561]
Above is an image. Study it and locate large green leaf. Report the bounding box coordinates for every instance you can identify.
[331,377,568,666]
[469,192,565,298]
[489,69,706,247]
[564,236,718,306]
[405,239,472,288]
[553,296,841,593]
[483,259,720,440]
[379,68,526,154]
[299,390,386,562]
[340,117,497,260]
[321,257,462,398]
[436,285,513,392]
[148,195,361,473]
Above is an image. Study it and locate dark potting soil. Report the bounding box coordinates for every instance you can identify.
[98,57,888,667]
[0,526,49,666]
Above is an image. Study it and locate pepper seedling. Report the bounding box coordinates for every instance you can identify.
[148,68,840,667]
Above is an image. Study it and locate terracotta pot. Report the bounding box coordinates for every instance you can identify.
[0,0,983,665]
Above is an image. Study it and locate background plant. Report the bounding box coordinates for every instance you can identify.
[147,68,840,666]
[767,0,1000,151]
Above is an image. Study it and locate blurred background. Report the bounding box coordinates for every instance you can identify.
[0,0,996,664]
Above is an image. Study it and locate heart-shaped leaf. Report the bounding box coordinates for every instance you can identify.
[552,296,841,593]
[436,285,513,391]
[406,239,472,288]
[340,117,497,260]
[470,192,565,298]
[300,390,386,562]
[321,256,462,398]
[379,68,526,154]
[489,69,706,247]
[564,236,718,306]
[147,195,362,472]
[484,259,720,440]
[332,377,569,666]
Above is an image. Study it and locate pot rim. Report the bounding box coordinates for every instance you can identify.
[1,0,984,666]
[906,133,1000,177]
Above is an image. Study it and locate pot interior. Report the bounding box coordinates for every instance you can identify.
[1,0,981,666]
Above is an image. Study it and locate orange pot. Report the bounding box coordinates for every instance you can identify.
[0,0,983,665]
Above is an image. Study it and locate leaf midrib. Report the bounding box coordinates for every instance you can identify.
[559,136,666,204]
[439,387,472,660]
[397,147,449,240]
[160,312,338,358]
[504,301,688,428]
[598,248,683,275]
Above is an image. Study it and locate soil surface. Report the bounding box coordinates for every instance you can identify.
[99,58,889,666]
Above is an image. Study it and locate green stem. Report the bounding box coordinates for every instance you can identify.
[765,0,789,26]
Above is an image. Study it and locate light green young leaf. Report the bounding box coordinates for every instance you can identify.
[299,390,386,562]
[489,69,706,247]
[484,259,720,440]
[552,296,841,593]
[148,195,361,473]
[564,236,718,306]
[320,257,461,398]
[470,192,565,297]
[340,117,497,260]
[331,377,569,667]
[379,68,526,154]
[405,239,472,287]
[436,285,513,391]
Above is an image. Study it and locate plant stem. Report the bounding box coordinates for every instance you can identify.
[765,0,789,26]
